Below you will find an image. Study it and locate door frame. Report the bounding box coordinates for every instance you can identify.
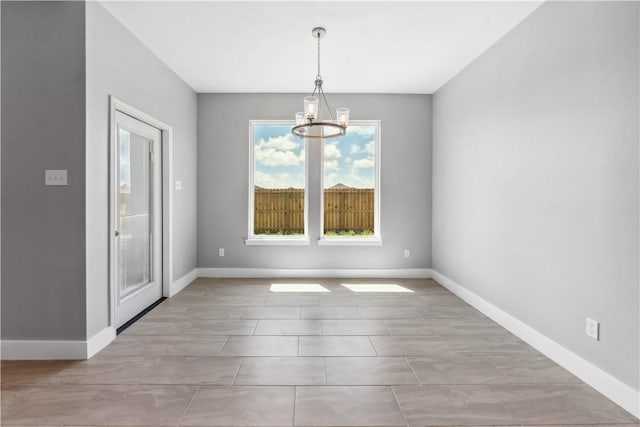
[108,96,174,328]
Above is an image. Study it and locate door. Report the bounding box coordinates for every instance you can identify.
[114,110,162,328]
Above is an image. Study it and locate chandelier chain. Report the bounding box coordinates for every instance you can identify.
[317,32,321,77]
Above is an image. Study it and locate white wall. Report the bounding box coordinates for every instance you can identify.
[433,0,639,391]
[86,2,198,337]
[198,94,432,270]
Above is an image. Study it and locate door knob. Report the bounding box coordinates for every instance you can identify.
[115,230,120,237]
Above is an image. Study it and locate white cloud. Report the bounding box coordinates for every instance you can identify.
[255,147,303,167]
[347,125,376,137]
[258,135,299,151]
[353,157,374,169]
[254,135,304,167]
[324,143,342,161]
[350,144,361,154]
[323,143,343,173]
[324,159,340,173]
[255,171,303,189]
[364,140,376,155]
[347,168,374,188]
[347,154,375,188]
[324,172,339,188]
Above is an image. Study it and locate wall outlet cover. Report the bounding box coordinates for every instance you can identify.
[586,318,599,340]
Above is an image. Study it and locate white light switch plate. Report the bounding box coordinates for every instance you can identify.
[586,318,599,340]
[45,170,67,186]
[175,180,183,191]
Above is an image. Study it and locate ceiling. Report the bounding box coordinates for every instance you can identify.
[100,1,543,94]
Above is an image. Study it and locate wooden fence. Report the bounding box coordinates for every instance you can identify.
[324,188,374,233]
[254,188,374,234]
[254,189,305,234]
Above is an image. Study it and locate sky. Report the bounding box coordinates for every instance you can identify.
[253,123,376,189]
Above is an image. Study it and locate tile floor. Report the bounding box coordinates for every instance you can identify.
[1,278,638,426]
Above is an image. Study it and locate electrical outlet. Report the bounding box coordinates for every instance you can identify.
[586,318,599,340]
[404,249,411,258]
[218,248,225,257]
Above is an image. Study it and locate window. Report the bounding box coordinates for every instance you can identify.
[320,121,381,244]
[247,121,309,244]
[247,120,380,246]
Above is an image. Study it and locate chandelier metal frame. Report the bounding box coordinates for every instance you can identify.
[292,27,348,139]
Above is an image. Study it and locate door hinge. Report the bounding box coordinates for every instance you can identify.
[149,142,154,162]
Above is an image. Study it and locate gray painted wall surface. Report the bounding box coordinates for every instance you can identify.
[1,2,87,340]
[86,2,198,337]
[432,1,639,389]
[198,94,431,269]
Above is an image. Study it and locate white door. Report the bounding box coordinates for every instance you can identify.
[114,111,162,328]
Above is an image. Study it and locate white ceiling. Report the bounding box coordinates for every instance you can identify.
[100,1,542,94]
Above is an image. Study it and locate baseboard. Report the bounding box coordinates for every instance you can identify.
[430,269,640,419]
[198,267,431,279]
[1,326,116,360]
[170,268,199,297]
[86,326,116,358]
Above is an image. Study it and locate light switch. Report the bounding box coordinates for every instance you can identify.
[175,180,183,191]
[45,170,67,186]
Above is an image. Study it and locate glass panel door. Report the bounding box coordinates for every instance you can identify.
[114,110,162,328]
[119,128,152,300]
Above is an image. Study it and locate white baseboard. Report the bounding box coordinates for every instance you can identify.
[170,268,199,297]
[198,268,431,279]
[1,326,116,360]
[86,326,116,358]
[430,269,640,419]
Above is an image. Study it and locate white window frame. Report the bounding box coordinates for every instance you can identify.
[319,120,382,246]
[246,120,310,245]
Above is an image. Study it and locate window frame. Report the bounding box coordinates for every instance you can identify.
[319,120,382,246]
[246,120,310,245]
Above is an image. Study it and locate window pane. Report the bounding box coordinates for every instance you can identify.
[323,123,377,237]
[252,124,306,236]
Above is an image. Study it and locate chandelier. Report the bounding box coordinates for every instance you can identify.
[292,27,349,139]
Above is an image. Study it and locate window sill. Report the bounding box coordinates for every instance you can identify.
[245,238,311,246]
[317,237,383,246]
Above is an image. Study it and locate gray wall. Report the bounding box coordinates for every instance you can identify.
[1,2,87,340]
[198,94,431,269]
[86,2,198,337]
[432,1,639,390]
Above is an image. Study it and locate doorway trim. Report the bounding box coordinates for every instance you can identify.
[108,96,174,328]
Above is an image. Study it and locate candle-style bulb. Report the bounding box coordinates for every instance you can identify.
[304,96,319,120]
[336,107,349,127]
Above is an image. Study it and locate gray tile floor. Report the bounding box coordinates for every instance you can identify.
[2,278,638,426]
